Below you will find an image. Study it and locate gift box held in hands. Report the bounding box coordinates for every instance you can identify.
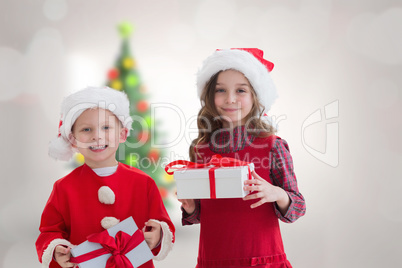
[70,216,154,268]
[165,155,254,199]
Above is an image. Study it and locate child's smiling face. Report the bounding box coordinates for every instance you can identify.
[70,108,127,169]
[214,69,254,128]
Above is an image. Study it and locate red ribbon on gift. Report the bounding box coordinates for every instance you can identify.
[165,155,253,199]
[70,229,144,268]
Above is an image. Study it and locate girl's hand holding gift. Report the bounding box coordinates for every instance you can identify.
[243,170,291,215]
[178,199,196,214]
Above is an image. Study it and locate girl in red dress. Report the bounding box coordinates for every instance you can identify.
[179,48,306,268]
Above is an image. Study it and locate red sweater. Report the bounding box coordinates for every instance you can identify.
[36,163,175,268]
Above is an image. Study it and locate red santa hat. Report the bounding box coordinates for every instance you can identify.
[48,86,133,161]
[197,48,278,112]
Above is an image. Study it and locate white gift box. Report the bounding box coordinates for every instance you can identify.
[174,164,254,199]
[70,216,154,268]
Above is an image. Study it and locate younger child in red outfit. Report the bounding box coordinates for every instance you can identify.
[36,86,175,268]
[179,48,306,267]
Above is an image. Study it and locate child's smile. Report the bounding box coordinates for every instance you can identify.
[88,145,108,152]
[221,107,241,113]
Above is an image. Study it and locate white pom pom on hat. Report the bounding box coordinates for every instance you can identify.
[196,48,278,112]
[48,135,75,161]
[48,86,133,161]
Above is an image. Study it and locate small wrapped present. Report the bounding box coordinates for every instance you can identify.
[70,216,154,268]
[165,155,254,199]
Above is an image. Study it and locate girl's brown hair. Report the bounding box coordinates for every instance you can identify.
[189,70,276,162]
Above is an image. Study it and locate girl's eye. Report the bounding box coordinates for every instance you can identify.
[103,126,110,130]
[215,88,225,93]
[82,128,91,132]
[237,89,246,93]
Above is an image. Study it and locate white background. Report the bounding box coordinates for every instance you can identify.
[0,0,401,267]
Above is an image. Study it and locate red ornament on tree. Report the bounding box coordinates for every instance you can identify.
[108,68,120,80]
[137,100,149,113]
[137,131,149,144]
[158,187,168,199]
[148,149,160,162]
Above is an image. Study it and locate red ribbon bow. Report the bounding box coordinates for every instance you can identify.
[165,155,253,199]
[70,230,144,268]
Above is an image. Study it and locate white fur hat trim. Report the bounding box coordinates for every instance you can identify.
[48,86,133,161]
[98,186,115,205]
[101,216,120,229]
[197,49,278,112]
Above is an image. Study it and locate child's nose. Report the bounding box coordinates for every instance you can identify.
[226,92,236,104]
[92,133,100,140]
[92,129,104,140]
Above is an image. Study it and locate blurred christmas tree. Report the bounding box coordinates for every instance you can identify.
[73,22,174,206]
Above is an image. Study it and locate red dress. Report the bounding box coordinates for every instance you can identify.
[194,135,292,268]
[36,162,175,268]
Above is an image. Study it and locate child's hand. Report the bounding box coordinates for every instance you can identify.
[243,170,290,211]
[142,221,162,250]
[178,198,196,214]
[54,245,75,268]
